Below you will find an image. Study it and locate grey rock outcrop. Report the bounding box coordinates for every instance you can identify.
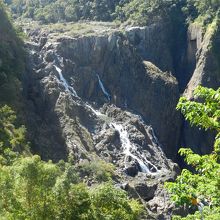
[185,23,220,98]
[181,23,220,155]
[125,24,174,72]
[51,32,181,159]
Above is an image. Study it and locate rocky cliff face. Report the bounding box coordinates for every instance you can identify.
[182,23,220,155]
[125,24,174,72]
[184,23,220,98]
[21,22,182,218]
[24,23,181,160]
[21,20,219,218]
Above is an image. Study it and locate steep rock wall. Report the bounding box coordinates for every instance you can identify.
[23,20,220,162]
[22,26,182,218]
[51,31,181,159]
[125,24,174,72]
[182,22,220,155]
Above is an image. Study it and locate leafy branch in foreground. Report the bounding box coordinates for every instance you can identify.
[165,86,220,219]
[177,86,220,154]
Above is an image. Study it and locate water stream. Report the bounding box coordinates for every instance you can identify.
[111,123,158,174]
[97,74,111,101]
[54,65,105,117]
[54,65,79,97]
[54,64,159,175]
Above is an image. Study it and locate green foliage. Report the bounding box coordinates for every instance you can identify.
[172,206,220,220]
[115,0,219,26]
[0,105,29,165]
[5,0,120,23]
[115,0,185,26]
[79,159,115,182]
[177,86,220,154]
[0,105,143,219]
[4,0,220,25]
[0,155,85,219]
[0,1,25,108]
[0,1,24,77]
[91,183,143,220]
[0,156,143,219]
[183,0,220,25]
[165,86,220,219]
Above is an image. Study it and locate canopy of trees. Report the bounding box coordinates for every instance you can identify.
[4,0,121,23]
[3,0,220,25]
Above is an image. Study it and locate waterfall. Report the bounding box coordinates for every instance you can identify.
[54,65,158,176]
[97,74,111,101]
[111,123,159,175]
[147,126,160,146]
[85,103,105,117]
[54,65,106,117]
[54,65,78,97]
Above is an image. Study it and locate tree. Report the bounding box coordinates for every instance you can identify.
[184,0,220,24]
[91,183,142,220]
[0,155,143,219]
[0,105,29,165]
[165,86,220,219]
[0,105,143,219]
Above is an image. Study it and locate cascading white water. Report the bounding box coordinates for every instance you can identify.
[97,74,111,101]
[54,65,78,97]
[54,64,158,176]
[54,65,105,117]
[111,123,159,175]
[147,126,159,145]
[85,103,105,117]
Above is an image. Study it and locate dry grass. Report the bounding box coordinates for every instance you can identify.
[16,18,121,39]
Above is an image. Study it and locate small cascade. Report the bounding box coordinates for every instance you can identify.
[85,103,105,117]
[54,65,107,117]
[54,64,159,176]
[97,74,111,101]
[147,126,160,146]
[54,65,78,97]
[111,123,159,175]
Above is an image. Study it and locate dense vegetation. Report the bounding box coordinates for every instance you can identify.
[166,86,220,219]
[3,0,220,25]
[0,105,143,219]
[0,1,25,109]
[184,0,220,24]
[115,0,186,26]
[4,0,121,23]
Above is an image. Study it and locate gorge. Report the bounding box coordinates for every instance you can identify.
[0,1,220,219]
